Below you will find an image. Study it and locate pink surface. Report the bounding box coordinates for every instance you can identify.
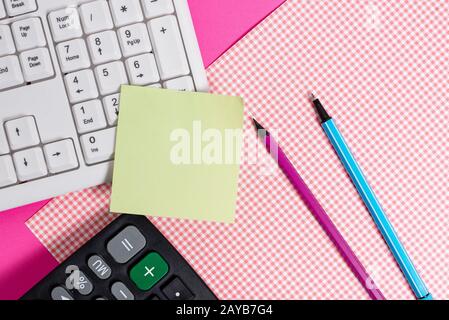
[0,0,285,299]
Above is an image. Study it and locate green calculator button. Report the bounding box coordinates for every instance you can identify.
[130,252,169,291]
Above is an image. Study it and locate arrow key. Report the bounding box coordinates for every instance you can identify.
[125,53,160,86]
[13,147,48,182]
[51,287,74,301]
[5,116,40,151]
[43,139,79,174]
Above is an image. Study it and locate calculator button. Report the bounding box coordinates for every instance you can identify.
[0,55,24,90]
[87,31,122,65]
[56,39,91,73]
[73,99,107,134]
[48,8,83,43]
[94,61,128,95]
[148,15,190,80]
[67,270,93,296]
[142,0,174,19]
[4,0,37,17]
[164,76,194,91]
[5,116,40,150]
[13,147,48,182]
[51,286,74,301]
[103,93,120,126]
[80,127,116,165]
[64,69,99,104]
[162,277,194,300]
[87,255,112,279]
[0,25,16,56]
[0,155,17,187]
[107,225,146,263]
[43,139,78,174]
[125,53,159,85]
[79,0,114,34]
[111,282,134,300]
[117,23,152,58]
[129,252,169,291]
[0,2,6,18]
[11,18,46,51]
[20,48,54,82]
[109,0,144,28]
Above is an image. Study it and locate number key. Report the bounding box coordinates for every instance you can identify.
[103,93,120,126]
[56,39,91,73]
[64,69,99,103]
[95,61,128,95]
[87,30,122,65]
[117,23,152,58]
[73,100,107,134]
[80,127,116,164]
[125,53,159,85]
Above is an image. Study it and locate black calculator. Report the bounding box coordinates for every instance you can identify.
[22,214,216,300]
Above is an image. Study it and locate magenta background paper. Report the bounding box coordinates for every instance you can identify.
[0,0,285,300]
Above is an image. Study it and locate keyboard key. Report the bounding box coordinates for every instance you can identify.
[142,0,174,19]
[87,255,112,279]
[125,53,159,85]
[148,15,190,80]
[95,61,128,95]
[4,0,37,17]
[103,93,120,126]
[66,270,93,296]
[0,155,17,188]
[164,76,194,91]
[51,287,73,301]
[73,99,107,134]
[162,277,194,300]
[5,116,40,150]
[130,252,169,291]
[117,23,152,58]
[79,0,114,34]
[11,17,46,51]
[56,39,91,73]
[109,0,144,28]
[87,30,122,65]
[64,69,99,103]
[80,127,116,165]
[0,2,6,18]
[48,8,83,43]
[13,147,48,182]
[0,25,16,56]
[20,48,54,82]
[0,55,23,90]
[107,225,146,263]
[43,139,78,174]
[0,128,9,155]
[111,282,134,300]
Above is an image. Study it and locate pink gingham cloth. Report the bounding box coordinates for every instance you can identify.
[28,0,449,299]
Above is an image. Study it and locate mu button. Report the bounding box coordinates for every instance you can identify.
[130,252,169,291]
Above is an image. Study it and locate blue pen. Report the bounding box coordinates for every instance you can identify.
[310,94,432,300]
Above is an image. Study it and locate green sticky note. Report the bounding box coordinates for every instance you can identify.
[110,86,244,223]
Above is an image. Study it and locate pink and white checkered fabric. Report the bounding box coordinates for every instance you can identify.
[27,0,449,299]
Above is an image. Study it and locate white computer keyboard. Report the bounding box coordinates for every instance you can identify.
[0,0,208,211]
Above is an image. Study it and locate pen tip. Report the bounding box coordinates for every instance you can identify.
[252,118,264,131]
[309,92,318,101]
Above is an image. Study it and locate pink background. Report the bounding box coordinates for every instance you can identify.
[0,0,285,300]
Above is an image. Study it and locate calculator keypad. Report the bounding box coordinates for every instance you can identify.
[22,216,215,300]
